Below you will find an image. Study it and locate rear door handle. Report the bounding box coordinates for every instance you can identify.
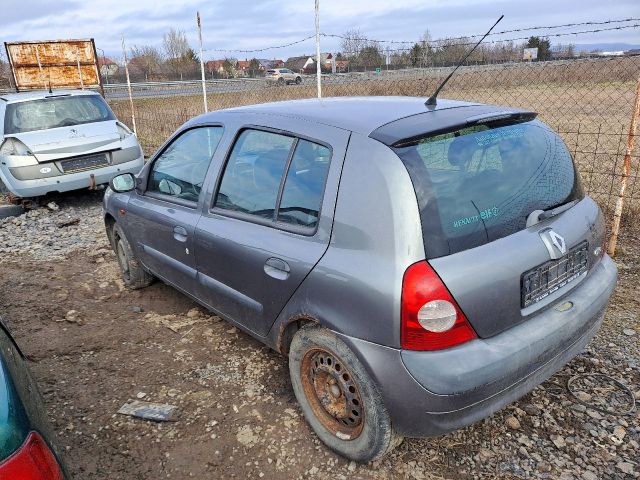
[173,225,188,242]
[264,257,290,280]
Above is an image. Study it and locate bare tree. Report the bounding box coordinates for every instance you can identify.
[163,28,193,77]
[419,31,433,67]
[163,28,190,60]
[340,28,366,60]
[129,45,163,80]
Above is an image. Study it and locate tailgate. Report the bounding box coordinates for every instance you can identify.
[429,197,605,338]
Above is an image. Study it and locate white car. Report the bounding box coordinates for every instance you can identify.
[0,90,144,198]
[265,68,303,85]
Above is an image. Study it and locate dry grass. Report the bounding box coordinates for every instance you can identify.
[107,56,640,237]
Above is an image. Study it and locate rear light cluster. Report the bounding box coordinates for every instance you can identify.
[0,432,64,479]
[401,261,477,351]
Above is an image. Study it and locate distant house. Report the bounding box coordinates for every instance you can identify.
[98,57,118,78]
[206,60,227,76]
[285,56,313,73]
[256,59,285,70]
[335,60,350,72]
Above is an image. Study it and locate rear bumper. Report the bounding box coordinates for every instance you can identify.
[0,156,144,197]
[337,255,617,437]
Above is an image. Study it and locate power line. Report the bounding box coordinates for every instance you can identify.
[201,21,640,55]
[324,17,640,45]
[204,35,315,54]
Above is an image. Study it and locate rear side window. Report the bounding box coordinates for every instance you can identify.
[214,129,331,232]
[278,140,331,228]
[394,120,584,258]
[4,95,115,134]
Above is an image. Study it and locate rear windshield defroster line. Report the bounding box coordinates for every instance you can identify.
[393,120,584,259]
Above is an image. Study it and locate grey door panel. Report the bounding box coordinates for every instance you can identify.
[126,195,200,291]
[194,122,350,336]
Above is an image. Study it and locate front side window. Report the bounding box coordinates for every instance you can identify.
[214,129,332,231]
[5,95,115,134]
[148,126,223,204]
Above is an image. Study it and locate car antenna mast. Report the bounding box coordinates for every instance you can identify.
[425,14,504,107]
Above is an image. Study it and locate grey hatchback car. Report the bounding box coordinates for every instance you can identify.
[103,97,617,462]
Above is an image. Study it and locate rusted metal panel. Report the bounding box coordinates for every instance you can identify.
[5,39,103,93]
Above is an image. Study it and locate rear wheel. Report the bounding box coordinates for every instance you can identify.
[277,77,285,86]
[112,223,154,289]
[289,325,402,462]
[295,76,302,84]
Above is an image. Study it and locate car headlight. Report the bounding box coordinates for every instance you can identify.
[0,138,32,156]
[116,121,133,140]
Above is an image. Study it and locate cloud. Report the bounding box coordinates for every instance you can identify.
[1,0,638,60]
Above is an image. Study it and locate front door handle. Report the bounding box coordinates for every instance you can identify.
[264,257,290,280]
[173,225,188,242]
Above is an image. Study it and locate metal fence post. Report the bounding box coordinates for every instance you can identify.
[608,75,640,256]
[121,36,137,135]
[197,11,208,113]
[315,0,321,99]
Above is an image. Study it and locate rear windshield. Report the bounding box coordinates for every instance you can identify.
[394,120,584,258]
[4,95,115,134]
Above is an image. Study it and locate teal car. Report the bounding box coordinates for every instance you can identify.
[0,317,67,478]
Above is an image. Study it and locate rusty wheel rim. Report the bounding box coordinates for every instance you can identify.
[301,348,364,439]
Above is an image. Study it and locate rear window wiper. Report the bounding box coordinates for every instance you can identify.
[526,200,579,227]
[540,200,579,220]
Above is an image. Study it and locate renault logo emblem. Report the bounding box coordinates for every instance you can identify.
[549,231,566,255]
[539,228,567,260]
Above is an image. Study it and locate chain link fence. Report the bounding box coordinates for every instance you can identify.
[107,54,640,248]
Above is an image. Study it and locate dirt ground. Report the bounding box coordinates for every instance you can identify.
[0,195,638,479]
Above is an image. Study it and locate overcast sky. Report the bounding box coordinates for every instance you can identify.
[1,0,639,61]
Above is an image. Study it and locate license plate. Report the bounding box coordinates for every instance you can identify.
[521,241,589,308]
[61,153,108,173]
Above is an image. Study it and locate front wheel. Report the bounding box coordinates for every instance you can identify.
[289,325,402,462]
[112,223,154,289]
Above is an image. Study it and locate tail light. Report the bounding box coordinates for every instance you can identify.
[0,432,64,479]
[401,261,477,350]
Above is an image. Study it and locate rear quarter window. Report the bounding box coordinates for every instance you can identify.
[394,120,584,258]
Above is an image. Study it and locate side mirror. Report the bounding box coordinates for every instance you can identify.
[109,173,136,193]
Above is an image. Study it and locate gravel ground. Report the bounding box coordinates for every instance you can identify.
[0,192,638,480]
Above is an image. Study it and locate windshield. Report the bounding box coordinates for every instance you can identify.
[394,120,584,258]
[5,95,115,134]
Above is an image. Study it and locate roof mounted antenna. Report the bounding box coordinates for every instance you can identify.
[425,14,504,107]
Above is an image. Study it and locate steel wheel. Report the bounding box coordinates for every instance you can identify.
[301,348,364,439]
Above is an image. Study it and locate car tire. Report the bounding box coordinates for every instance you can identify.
[295,76,302,84]
[289,325,402,462]
[277,77,285,86]
[112,223,154,289]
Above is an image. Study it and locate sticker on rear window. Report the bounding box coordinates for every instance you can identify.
[474,126,525,147]
[453,206,500,228]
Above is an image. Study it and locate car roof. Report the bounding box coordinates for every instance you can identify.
[0,89,100,104]
[195,96,509,137]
